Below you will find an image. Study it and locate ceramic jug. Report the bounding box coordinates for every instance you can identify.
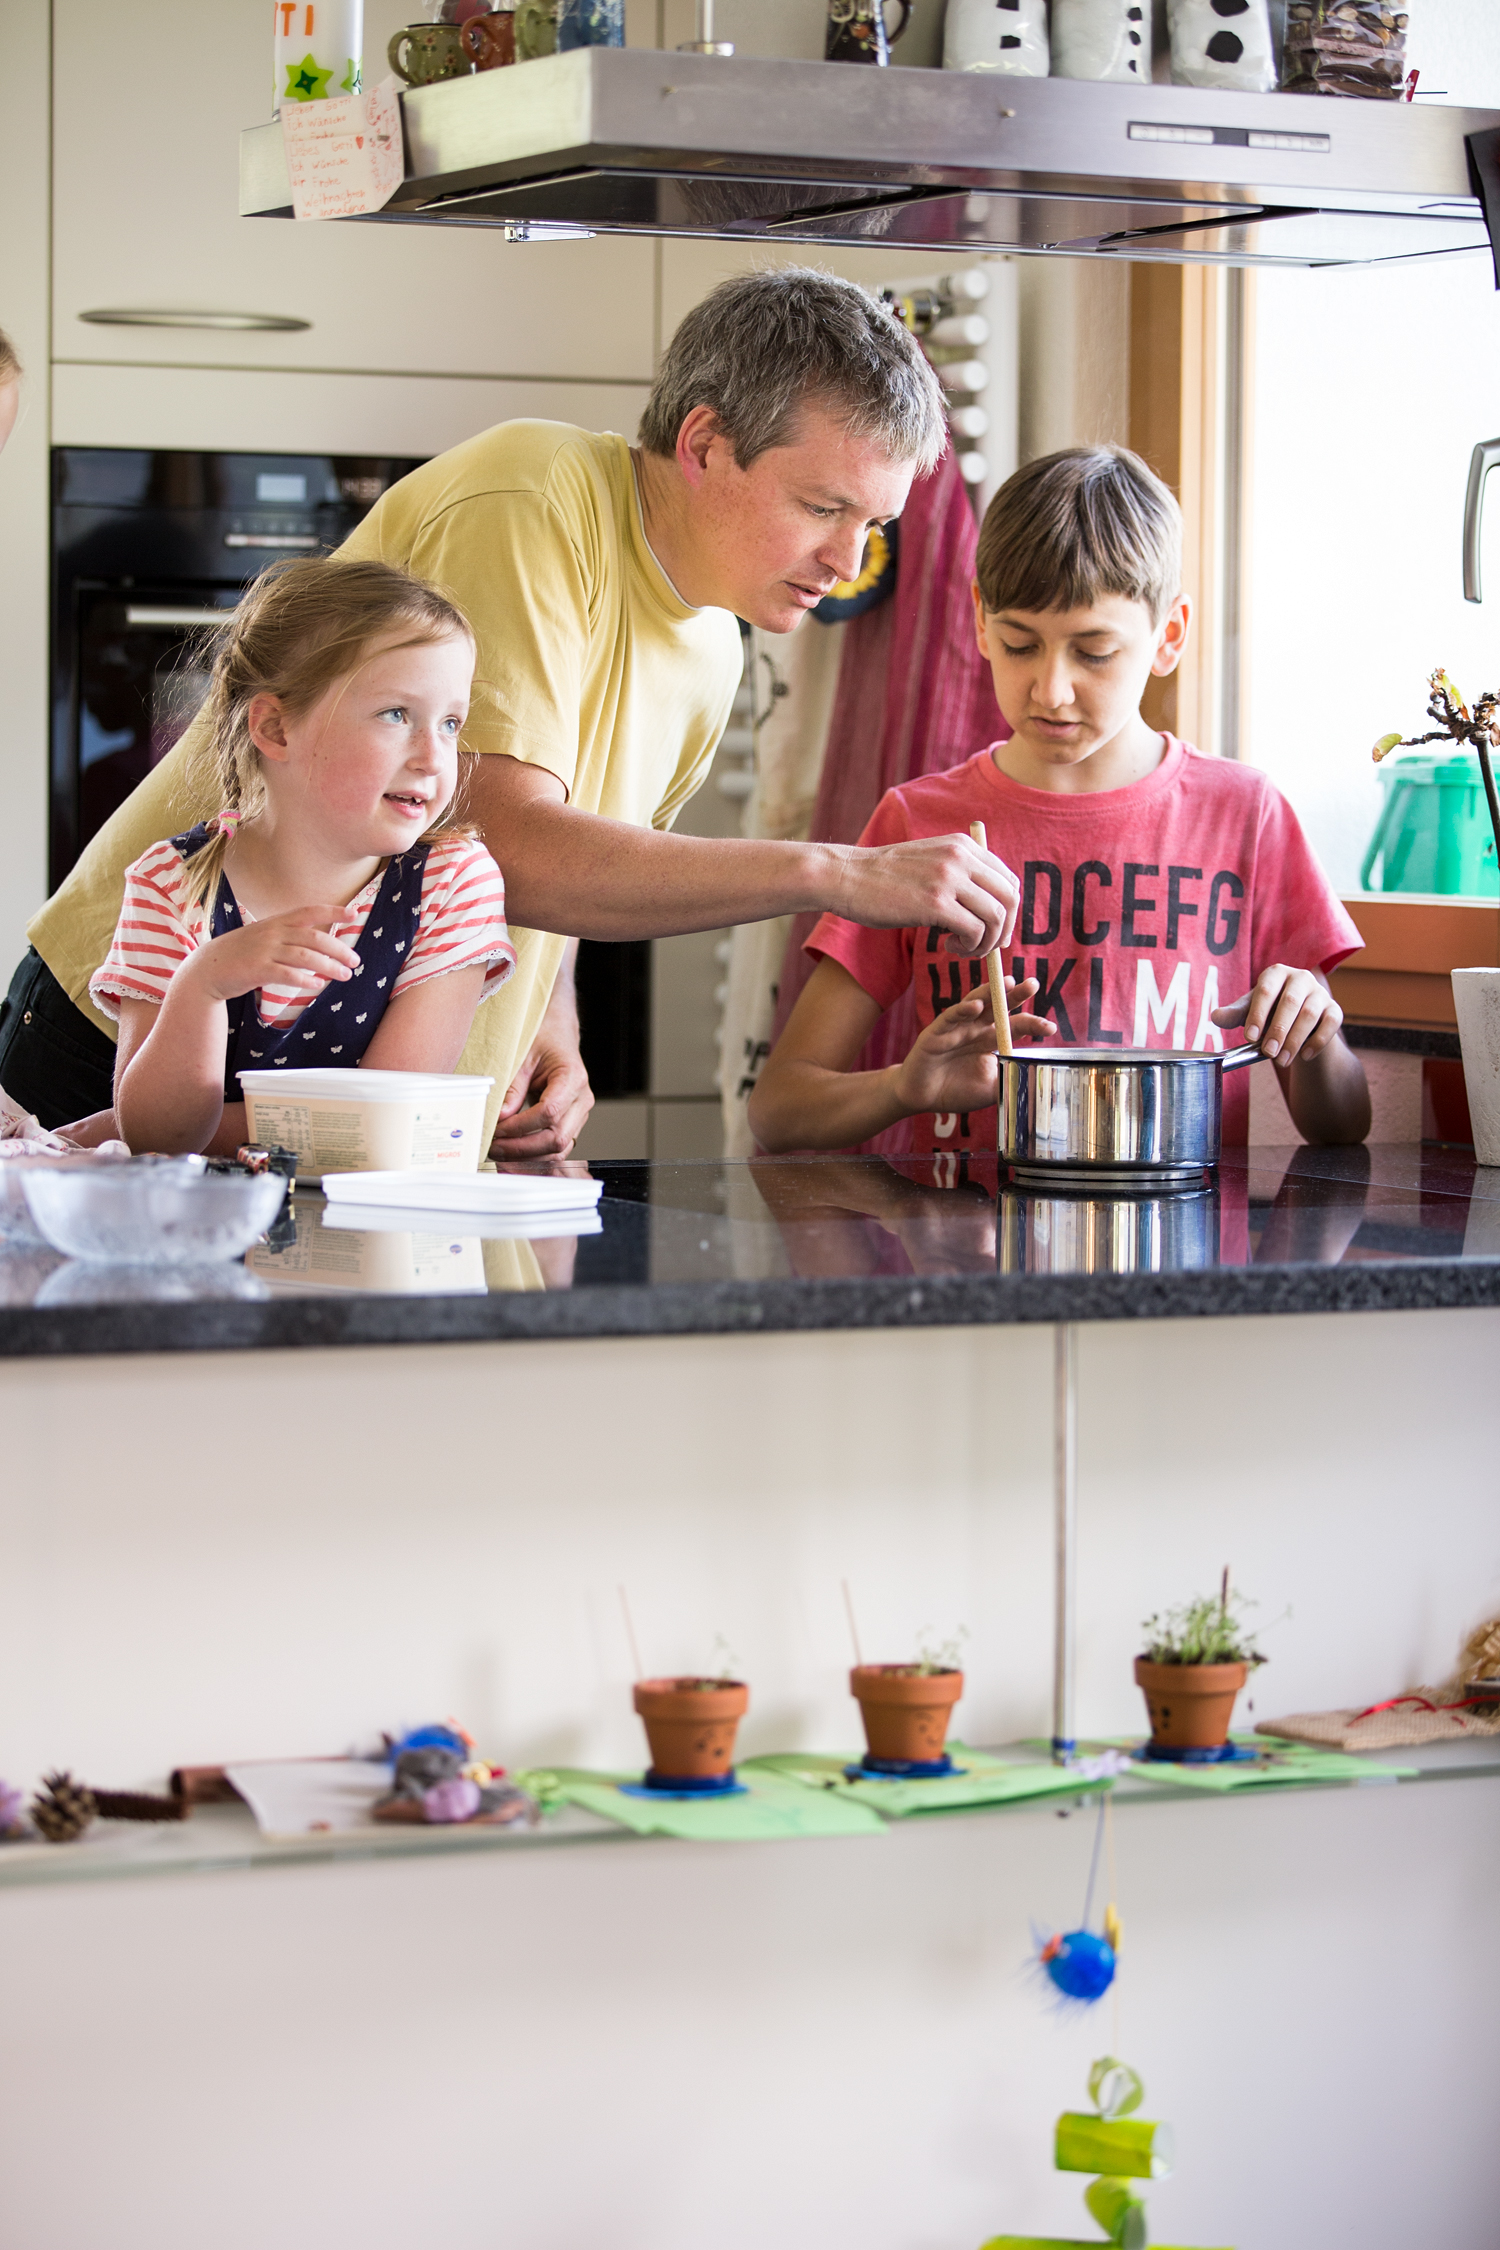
[825,0,912,66]
[1050,0,1149,83]
[460,9,517,68]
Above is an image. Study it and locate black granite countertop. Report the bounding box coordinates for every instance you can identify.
[2,1142,1499,1358]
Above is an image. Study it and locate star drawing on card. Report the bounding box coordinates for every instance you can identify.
[284,53,334,100]
[339,58,362,93]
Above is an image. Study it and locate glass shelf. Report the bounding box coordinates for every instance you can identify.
[2,1741,1495,1893]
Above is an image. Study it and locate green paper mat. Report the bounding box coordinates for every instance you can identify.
[745,1745,1105,1818]
[1105,1735,1417,1793]
[981,2238,1232,2248]
[533,1766,885,1841]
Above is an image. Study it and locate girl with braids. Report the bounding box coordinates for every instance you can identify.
[90,557,514,1155]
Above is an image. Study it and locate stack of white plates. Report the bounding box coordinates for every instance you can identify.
[320,1169,603,1218]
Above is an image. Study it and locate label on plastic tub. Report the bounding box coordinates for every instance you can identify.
[410,1103,480,1166]
[241,1090,486,1177]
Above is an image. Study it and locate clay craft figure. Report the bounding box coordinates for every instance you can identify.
[373,1745,539,1828]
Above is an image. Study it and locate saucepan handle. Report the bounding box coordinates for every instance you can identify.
[1220,1039,1268,1073]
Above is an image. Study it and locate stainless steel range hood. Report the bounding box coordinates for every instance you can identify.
[240,50,1500,269]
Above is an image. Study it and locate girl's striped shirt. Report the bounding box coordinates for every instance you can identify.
[90,833,515,1027]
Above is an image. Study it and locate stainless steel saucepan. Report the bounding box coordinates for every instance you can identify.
[997,1042,1266,1187]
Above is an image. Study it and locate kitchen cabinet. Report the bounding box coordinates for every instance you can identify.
[49,360,652,458]
[52,0,656,385]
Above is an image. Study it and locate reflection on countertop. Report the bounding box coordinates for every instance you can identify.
[2,1144,1499,1356]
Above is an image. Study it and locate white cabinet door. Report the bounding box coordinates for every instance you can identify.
[53,0,656,384]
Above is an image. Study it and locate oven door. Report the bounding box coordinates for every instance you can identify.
[54,584,242,890]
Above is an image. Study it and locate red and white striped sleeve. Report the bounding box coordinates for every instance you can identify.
[88,841,204,1021]
[394,835,516,1003]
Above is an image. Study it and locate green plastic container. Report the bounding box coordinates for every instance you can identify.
[1361,751,1500,897]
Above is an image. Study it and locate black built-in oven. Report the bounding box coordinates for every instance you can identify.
[50,446,649,1098]
[51,447,423,890]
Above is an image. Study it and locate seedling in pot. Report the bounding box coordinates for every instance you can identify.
[847,1618,969,1771]
[619,1590,749,1786]
[1135,1569,1266,1754]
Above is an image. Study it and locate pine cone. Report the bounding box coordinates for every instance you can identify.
[30,1771,97,1844]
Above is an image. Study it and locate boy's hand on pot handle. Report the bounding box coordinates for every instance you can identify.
[892,981,1053,1117]
[836,831,1021,955]
[1212,966,1344,1068]
[183,907,363,1006]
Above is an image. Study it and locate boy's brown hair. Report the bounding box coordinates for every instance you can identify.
[0,327,21,384]
[975,444,1182,625]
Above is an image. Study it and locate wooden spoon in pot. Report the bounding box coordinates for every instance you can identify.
[969,820,1012,1058]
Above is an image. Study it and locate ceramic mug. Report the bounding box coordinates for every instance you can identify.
[942,0,1049,76]
[825,0,911,65]
[557,0,623,48]
[514,0,557,59]
[387,21,470,83]
[460,8,517,68]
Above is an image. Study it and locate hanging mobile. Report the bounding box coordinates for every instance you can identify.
[1033,1795,1122,2006]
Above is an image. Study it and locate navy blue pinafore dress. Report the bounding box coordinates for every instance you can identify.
[170,823,430,1102]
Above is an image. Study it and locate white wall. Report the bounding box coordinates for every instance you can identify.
[0,0,52,975]
[0,1305,1497,2248]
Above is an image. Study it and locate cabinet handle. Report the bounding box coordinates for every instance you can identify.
[223,533,319,550]
[125,606,239,628]
[1463,438,1500,602]
[78,309,311,332]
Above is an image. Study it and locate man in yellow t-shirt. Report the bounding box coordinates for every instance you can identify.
[4,270,1023,1153]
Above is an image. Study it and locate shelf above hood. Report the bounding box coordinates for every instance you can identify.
[240,51,1500,269]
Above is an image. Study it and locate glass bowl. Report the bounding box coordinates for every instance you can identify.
[22,1156,287,1264]
[0,1154,82,1248]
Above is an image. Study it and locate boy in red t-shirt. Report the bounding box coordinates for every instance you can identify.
[749,443,1369,1160]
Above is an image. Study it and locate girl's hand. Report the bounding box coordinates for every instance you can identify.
[892,979,1054,1117]
[179,908,363,1006]
[1212,966,1344,1068]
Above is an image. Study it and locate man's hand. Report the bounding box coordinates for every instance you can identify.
[1212,965,1344,1069]
[891,980,1053,1117]
[832,831,1021,956]
[490,1034,594,1159]
[489,940,594,1159]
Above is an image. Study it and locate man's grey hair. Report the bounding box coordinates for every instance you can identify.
[639,267,947,474]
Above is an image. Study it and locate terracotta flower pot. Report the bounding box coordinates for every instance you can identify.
[632,1677,748,1780]
[850,1664,964,1764]
[1134,1657,1248,1750]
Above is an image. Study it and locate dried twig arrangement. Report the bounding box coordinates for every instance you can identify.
[1373,669,1500,874]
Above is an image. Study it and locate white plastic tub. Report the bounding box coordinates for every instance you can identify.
[238,1068,494,1179]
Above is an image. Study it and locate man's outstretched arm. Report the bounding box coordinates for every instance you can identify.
[466,758,1021,955]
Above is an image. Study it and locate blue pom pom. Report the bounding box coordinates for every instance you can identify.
[392,1723,469,1763]
[1041,1928,1117,2002]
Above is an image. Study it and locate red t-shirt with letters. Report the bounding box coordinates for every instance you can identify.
[807,738,1362,1159]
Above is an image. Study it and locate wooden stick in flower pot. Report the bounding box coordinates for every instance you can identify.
[850,1627,967,1769]
[1133,1573,1264,1753]
[624,1610,748,1785]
